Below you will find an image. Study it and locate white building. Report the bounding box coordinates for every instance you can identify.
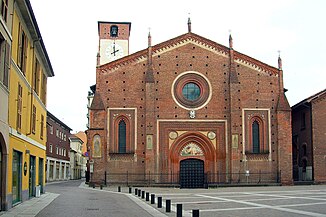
[69,135,84,179]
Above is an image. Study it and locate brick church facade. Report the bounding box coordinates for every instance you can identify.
[87,20,293,187]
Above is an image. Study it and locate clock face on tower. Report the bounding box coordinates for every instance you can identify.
[105,42,124,61]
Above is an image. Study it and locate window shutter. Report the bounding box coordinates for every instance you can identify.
[3,41,10,87]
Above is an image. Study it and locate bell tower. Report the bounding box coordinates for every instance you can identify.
[97,21,131,65]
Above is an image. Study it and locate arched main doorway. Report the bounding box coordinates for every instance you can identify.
[169,132,217,188]
[180,159,204,188]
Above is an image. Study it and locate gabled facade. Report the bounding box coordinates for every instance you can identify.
[292,89,326,183]
[46,111,71,182]
[7,0,54,209]
[88,20,292,187]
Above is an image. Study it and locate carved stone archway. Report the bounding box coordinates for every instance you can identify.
[169,132,216,176]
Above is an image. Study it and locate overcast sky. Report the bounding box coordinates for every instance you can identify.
[29,0,326,132]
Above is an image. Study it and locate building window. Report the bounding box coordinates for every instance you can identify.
[301,112,306,130]
[32,105,36,134]
[40,115,44,139]
[63,134,66,141]
[302,159,307,173]
[302,144,307,157]
[110,25,118,37]
[112,114,133,154]
[49,144,52,153]
[172,72,211,109]
[118,120,126,153]
[182,82,201,101]
[0,37,10,87]
[252,120,260,153]
[16,83,23,132]
[56,146,58,155]
[56,129,59,137]
[17,24,27,75]
[63,149,66,157]
[49,125,53,134]
[0,0,8,22]
[33,58,40,95]
[246,116,267,154]
[40,73,47,104]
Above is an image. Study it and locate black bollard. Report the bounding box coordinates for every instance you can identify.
[176,204,182,217]
[157,196,162,208]
[118,186,121,192]
[192,209,199,217]
[135,188,138,195]
[151,194,155,204]
[141,191,145,199]
[129,187,132,194]
[146,192,150,201]
[100,185,103,190]
[138,189,141,197]
[166,199,171,212]
[93,183,95,188]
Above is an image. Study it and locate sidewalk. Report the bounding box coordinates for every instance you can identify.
[0,192,59,217]
[79,182,169,217]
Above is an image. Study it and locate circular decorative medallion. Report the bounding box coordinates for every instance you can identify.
[169,131,178,140]
[207,131,216,140]
[172,71,211,110]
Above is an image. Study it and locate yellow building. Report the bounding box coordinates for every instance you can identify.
[7,0,54,209]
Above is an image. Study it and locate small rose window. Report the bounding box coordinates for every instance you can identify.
[172,72,211,109]
[182,82,201,101]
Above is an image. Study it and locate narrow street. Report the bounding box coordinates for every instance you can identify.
[36,180,154,217]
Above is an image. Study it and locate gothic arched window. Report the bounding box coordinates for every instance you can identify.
[118,120,126,153]
[252,120,260,153]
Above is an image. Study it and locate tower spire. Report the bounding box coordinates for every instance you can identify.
[146,27,154,83]
[278,50,282,70]
[148,27,151,47]
[228,30,233,49]
[187,15,191,33]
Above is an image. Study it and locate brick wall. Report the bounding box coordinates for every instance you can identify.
[88,32,292,185]
[312,94,326,183]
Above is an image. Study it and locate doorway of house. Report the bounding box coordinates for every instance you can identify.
[39,158,43,193]
[29,155,36,197]
[12,150,22,204]
[180,158,204,188]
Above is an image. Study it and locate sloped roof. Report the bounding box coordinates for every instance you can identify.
[97,32,279,75]
[69,134,83,143]
[47,111,72,131]
[292,88,326,109]
[90,91,105,110]
[19,0,54,77]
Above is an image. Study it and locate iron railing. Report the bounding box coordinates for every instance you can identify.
[96,170,281,187]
